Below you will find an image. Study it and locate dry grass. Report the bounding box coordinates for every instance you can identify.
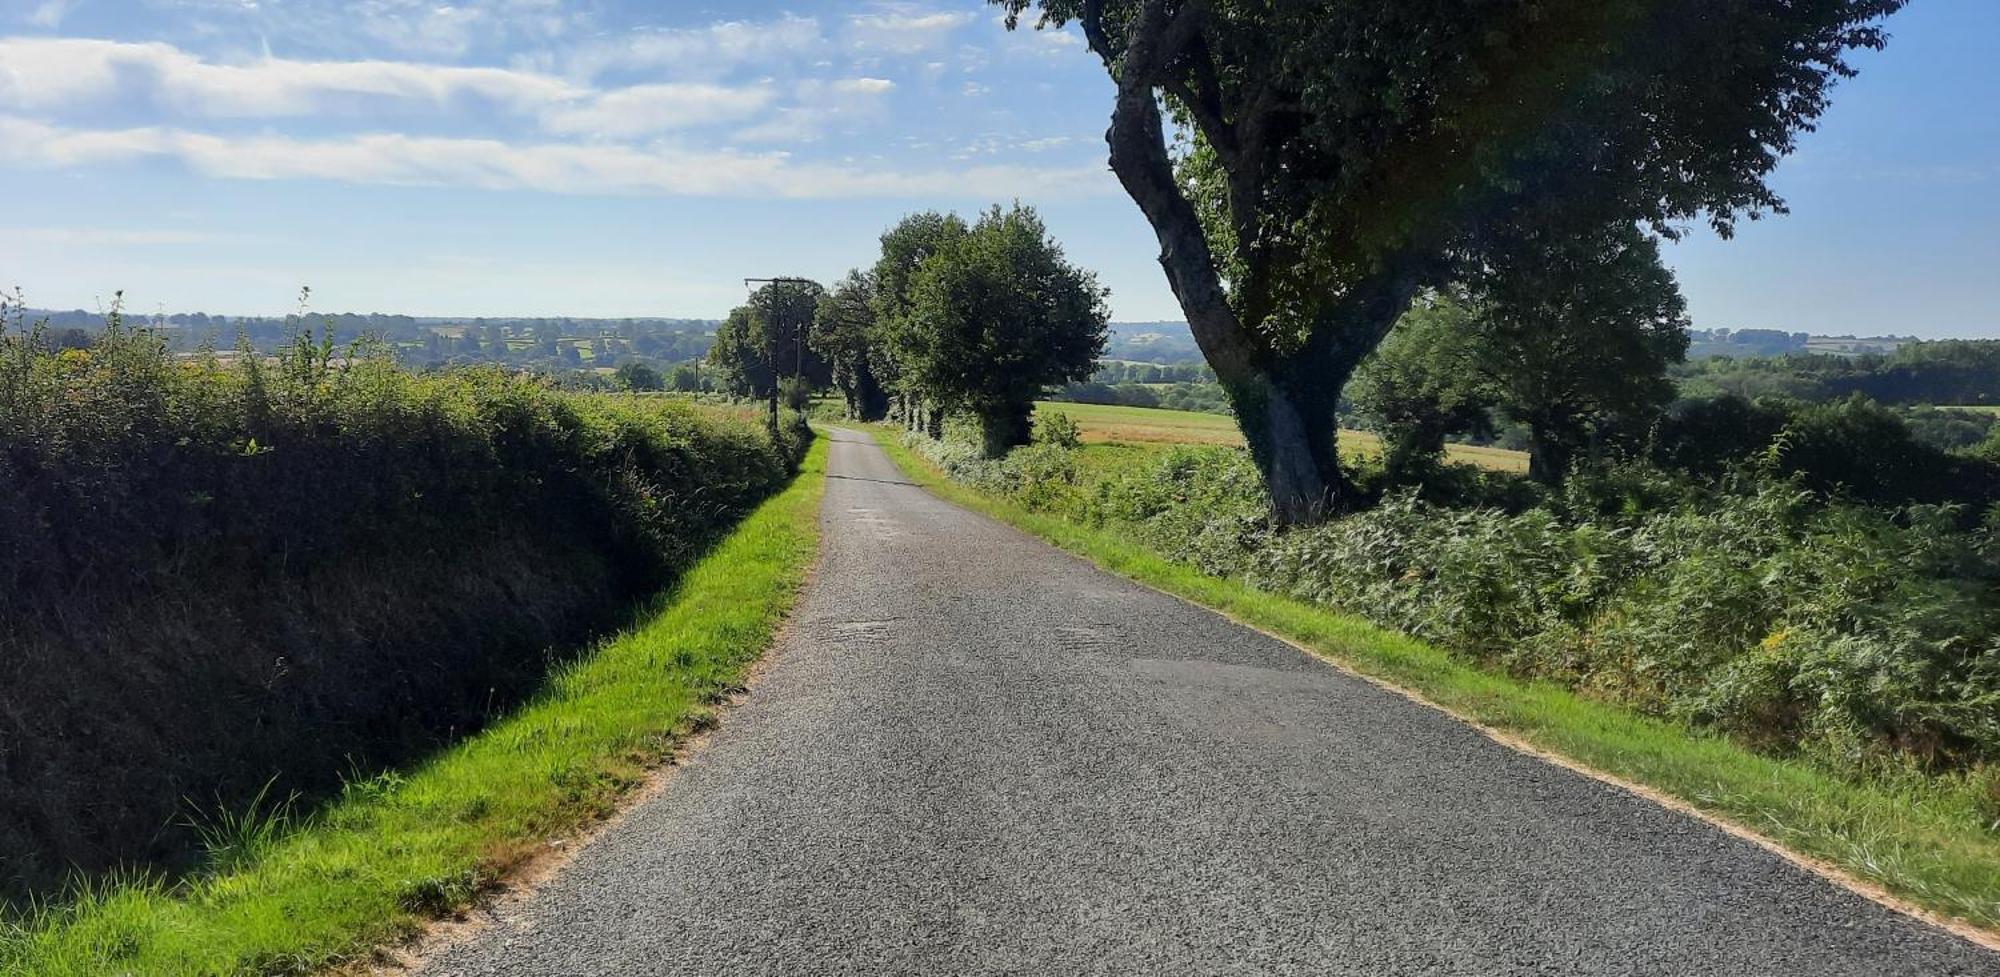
[1034,401,1529,473]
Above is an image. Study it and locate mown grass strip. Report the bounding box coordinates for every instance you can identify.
[1,437,828,977]
[867,427,2000,943]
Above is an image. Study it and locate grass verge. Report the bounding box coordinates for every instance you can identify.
[867,426,2000,943]
[0,437,828,976]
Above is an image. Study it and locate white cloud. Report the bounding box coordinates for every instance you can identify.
[0,115,1113,200]
[166,0,583,59]
[0,37,583,116]
[356,2,491,58]
[844,7,975,55]
[25,1,73,29]
[540,83,775,139]
[832,77,896,96]
[734,78,897,145]
[1019,136,1074,152]
[561,15,825,81]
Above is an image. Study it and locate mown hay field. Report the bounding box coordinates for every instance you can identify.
[1032,400,1529,473]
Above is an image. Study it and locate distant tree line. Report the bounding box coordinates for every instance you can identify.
[21,305,724,386]
[1674,340,2000,406]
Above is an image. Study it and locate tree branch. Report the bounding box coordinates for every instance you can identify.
[1102,0,1255,382]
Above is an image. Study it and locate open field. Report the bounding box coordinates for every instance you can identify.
[0,441,828,976]
[1033,401,1531,473]
[1939,405,2000,415]
[868,426,2000,941]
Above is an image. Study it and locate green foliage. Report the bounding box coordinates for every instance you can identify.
[904,430,1089,520]
[1675,339,2000,406]
[182,778,301,878]
[1353,227,1690,487]
[1649,394,2000,509]
[707,279,829,401]
[1034,410,1081,449]
[892,204,1109,456]
[1473,224,1691,483]
[811,270,890,420]
[994,0,1899,518]
[1901,405,1996,453]
[614,360,664,391]
[1348,292,1495,482]
[1049,379,1232,415]
[912,424,2000,777]
[0,443,826,975]
[0,312,808,903]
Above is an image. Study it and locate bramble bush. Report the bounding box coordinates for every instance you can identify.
[0,301,809,902]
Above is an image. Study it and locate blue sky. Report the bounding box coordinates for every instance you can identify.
[0,0,1993,336]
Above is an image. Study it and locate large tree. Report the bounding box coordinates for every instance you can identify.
[895,204,1109,456]
[995,0,1902,522]
[812,271,892,421]
[1355,226,1689,487]
[1347,290,1494,484]
[871,211,971,432]
[707,278,827,430]
[1474,223,1690,484]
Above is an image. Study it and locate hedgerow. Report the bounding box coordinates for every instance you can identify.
[0,305,809,903]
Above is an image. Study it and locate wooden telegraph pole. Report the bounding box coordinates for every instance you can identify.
[743,277,816,436]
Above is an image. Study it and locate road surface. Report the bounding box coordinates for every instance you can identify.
[417,428,1996,976]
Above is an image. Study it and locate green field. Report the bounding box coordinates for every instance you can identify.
[1034,401,1531,473]
[1939,405,2000,415]
[1,441,828,976]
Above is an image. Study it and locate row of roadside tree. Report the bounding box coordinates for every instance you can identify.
[703,204,1110,458]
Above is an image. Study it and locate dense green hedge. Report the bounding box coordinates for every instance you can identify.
[0,320,809,902]
[910,431,2000,792]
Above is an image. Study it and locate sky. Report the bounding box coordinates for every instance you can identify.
[0,0,1994,336]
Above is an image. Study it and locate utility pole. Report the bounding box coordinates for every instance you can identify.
[743,277,817,436]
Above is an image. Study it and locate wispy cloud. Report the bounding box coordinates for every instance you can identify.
[25,0,74,29]
[844,6,976,55]
[540,83,776,139]
[556,15,825,81]
[0,115,1112,200]
[0,36,846,143]
[0,37,583,115]
[734,77,897,144]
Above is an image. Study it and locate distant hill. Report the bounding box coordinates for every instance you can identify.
[1105,322,1937,364]
[1687,328,1918,360]
[1105,321,1202,363]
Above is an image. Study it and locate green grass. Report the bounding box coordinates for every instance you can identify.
[1,438,829,976]
[866,426,2000,940]
[1034,400,1530,472]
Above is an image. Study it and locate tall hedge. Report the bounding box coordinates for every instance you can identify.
[0,321,809,901]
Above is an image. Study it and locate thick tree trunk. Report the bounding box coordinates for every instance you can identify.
[835,379,860,421]
[1525,423,1576,486]
[1222,373,1342,523]
[1091,0,1420,523]
[977,401,1033,459]
[855,367,889,422]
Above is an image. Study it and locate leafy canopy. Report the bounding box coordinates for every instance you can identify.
[999,0,1899,347]
[896,204,1109,446]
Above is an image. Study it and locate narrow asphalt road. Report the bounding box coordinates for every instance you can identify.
[418,428,1997,976]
